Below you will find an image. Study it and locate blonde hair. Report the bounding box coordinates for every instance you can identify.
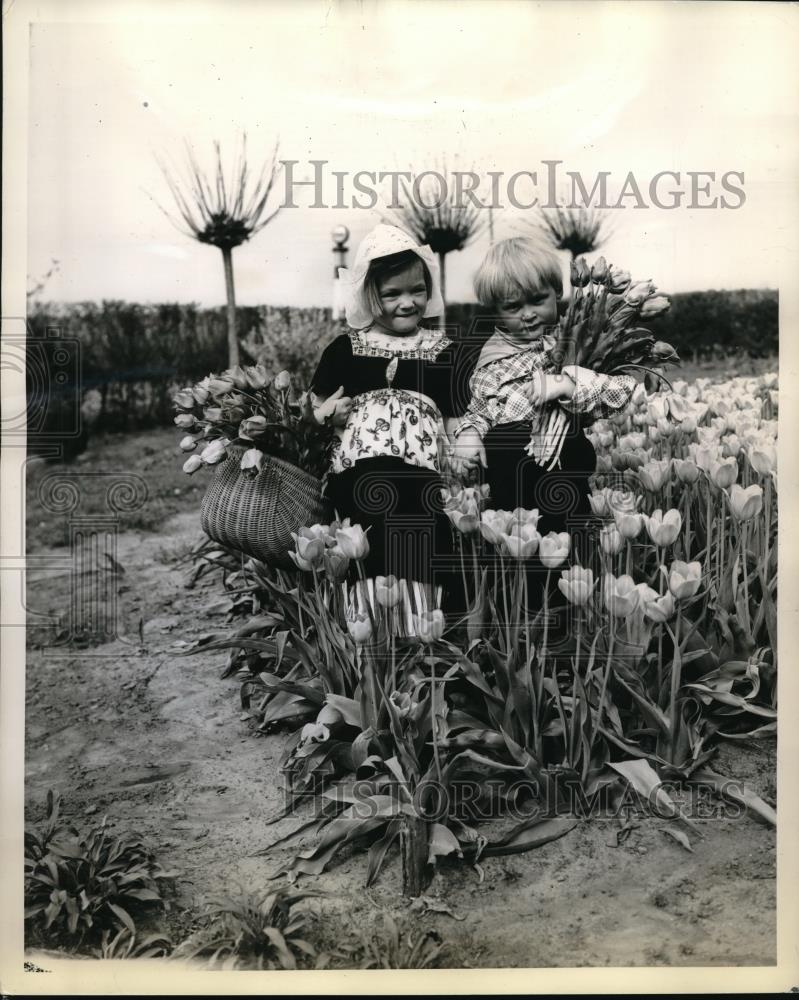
[474,237,563,305]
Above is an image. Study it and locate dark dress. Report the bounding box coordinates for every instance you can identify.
[310,331,467,601]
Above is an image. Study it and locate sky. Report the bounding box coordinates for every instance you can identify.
[26,1,799,308]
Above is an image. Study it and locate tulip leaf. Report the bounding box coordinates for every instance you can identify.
[661,826,693,852]
[690,768,776,826]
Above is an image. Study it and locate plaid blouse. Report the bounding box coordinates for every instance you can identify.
[453,335,636,439]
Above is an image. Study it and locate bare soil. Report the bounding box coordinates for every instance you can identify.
[25,503,777,969]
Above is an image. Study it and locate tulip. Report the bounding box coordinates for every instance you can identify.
[710,458,738,489]
[588,491,611,518]
[689,445,718,474]
[619,432,647,451]
[609,267,632,293]
[638,459,671,493]
[226,366,250,391]
[446,508,480,534]
[600,523,624,555]
[179,435,197,452]
[591,256,608,282]
[243,365,270,390]
[346,610,374,644]
[240,448,264,473]
[375,574,402,607]
[538,531,570,568]
[640,294,670,319]
[652,341,678,361]
[728,483,763,522]
[721,434,742,458]
[612,449,646,472]
[200,438,229,465]
[480,509,515,544]
[510,507,541,528]
[624,280,655,305]
[608,489,641,514]
[596,454,613,473]
[499,524,541,559]
[667,560,702,600]
[644,592,676,623]
[182,455,202,474]
[570,257,591,287]
[648,397,668,422]
[174,413,197,429]
[603,574,640,618]
[647,426,661,444]
[413,609,445,643]
[631,383,648,407]
[645,508,682,547]
[323,546,350,582]
[290,527,326,568]
[203,406,223,424]
[680,416,697,435]
[389,690,413,719]
[557,566,594,605]
[749,444,776,476]
[336,521,370,560]
[207,376,235,398]
[673,459,700,484]
[239,415,268,440]
[173,389,196,411]
[614,510,644,540]
[656,417,674,439]
[760,372,778,389]
[299,722,330,745]
[192,384,210,406]
[273,369,292,391]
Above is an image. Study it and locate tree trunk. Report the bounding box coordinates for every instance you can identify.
[221,246,240,368]
[400,814,431,897]
[438,252,447,327]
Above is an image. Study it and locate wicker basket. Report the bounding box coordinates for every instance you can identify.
[200,446,332,568]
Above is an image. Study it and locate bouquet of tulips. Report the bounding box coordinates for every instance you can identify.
[173,364,334,479]
[530,257,679,470]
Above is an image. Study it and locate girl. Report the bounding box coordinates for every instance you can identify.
[309,224,465,635]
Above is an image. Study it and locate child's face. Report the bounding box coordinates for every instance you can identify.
[495,283,559,340]
[373,260,429,335]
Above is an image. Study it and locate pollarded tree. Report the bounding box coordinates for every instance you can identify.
[534,204,612,260]
[155,135,282,368]
[385,163,486,322]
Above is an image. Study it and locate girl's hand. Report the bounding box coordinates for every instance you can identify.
[311,386,353,426]
[524,371,576,406]
[451,428,487,470]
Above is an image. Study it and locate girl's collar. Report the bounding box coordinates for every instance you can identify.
[349,326,451,360]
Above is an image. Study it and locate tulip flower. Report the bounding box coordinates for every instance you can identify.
[640,294,670,319]
[239,415,268,440]
[600,523,624,555]
[173,389,196,411]
[749,444,776,476]
[510,507,541,528]
[680,416,697,435]
[728,483,763,522]
[346,610,374,644]
[557,566,594,605]
[174,413,197,430]
[667,560,702,600]
[673,459,701,484]
[224,366,249,391]
[323,546,350,582]
[652,341,678,361]
[240,448,264,473]
[499,524,541,559]
[538,531,570,568]
[480,509,515,544]
[613,510,644,540]
[243,365,269,390]
[638,459,671,493]
[200,438,229,465]
[644,592,676,623]
[618,432,647,451]
[389,690,413,719]
[689,445,718,475]
[596,454,613,473]
[645,508,682,547]
[299,722,330,745]
[192,384,211,406]
[179,435,197,452]
[722,434,742,458]
[375,574,402,607]
[609,267,632,293]
[710,458,738,489]
[182,455,202,474]
[336,521,370,560]
[591,256,608,282]
[273,369,292,391]
[207,376,235,398]
[290,527,326,568]
[608,489,641,514]
[656,417,674,439]
[624,280,656,305]
[588,491,611,518]
[603,574,640,618]
[413,609,445,643]
[631,383,648,407]
[570,257,591,287]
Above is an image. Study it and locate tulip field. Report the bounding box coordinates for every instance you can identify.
[177,367,778,897]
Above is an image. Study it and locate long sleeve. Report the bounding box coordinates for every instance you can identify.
[452,363,506,439]
[558,366,636,421]
[310,335,351,398]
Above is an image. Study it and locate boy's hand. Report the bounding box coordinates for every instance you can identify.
[311,386,353,427]
[450,428,487,472]
[524,371,576,406]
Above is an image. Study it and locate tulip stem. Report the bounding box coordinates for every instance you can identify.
[668,607,683,765]
[590,625,615,758]
[429,653,443,789]
[458,536,470,612]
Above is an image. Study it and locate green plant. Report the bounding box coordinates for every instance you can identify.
[25,792,174,948]
[93,926,172,959]
[317,914,446,969]
[171,885,321,969]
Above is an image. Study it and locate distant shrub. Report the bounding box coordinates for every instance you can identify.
[27,289,777,431]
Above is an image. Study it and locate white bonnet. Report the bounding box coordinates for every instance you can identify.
[339,224,444,330]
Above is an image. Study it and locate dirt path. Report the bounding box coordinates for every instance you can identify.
[25,507,777,968]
